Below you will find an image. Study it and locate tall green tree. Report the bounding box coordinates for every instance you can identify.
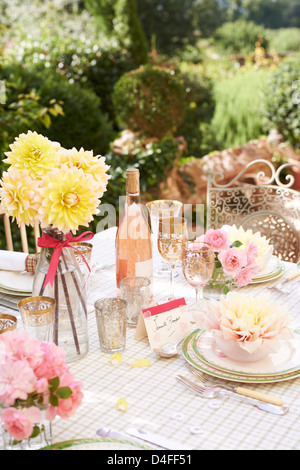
[137,0,225,55]
[84,0,148,65]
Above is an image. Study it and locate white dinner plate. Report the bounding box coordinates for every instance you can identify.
[251,256,284,281]
[40,437,152,450]
[0,270,33,293]
[181,329,300,383]
[195,329,300,377]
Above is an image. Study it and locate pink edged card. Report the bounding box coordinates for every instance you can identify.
[138,298,190,350]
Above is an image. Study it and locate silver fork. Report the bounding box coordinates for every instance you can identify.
[188,367,284,406]
[176,375,289,415]
[267,272,300,294]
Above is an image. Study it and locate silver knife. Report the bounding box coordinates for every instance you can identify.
[126,427,194,450]
[0,299,18,311]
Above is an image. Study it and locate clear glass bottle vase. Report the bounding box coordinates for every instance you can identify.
[32,226,89,363]
[1,406,53,450]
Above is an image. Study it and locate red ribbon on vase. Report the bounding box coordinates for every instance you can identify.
[37,231,95,288]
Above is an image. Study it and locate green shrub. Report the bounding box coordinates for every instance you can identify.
[263,57,300,149]
[1,65,115,155]
[176,69,217,157]
[105,136,181,210]
[214,19,269,55]
[268,28,300,54]
[211,69,270,148]
[6,36,136,124]
[112,65,187,138]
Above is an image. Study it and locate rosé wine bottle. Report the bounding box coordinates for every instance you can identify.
[115,168,153,296]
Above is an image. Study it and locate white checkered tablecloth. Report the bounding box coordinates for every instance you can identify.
[2,227,300,450]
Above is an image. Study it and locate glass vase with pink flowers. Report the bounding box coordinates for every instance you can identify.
[195,228,260,298]
[0,329,83,450]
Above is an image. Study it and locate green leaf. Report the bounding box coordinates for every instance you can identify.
[56,386,72,400]
[49,393,59,407]
[49,377,60,393]
[230,240,243,248]
[30,425,41,439]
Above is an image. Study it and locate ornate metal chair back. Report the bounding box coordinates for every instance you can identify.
[206,159,300,263]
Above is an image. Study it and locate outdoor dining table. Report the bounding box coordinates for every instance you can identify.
[1,226,300,451]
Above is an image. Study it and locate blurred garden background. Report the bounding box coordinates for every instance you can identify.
[0,0,300,246]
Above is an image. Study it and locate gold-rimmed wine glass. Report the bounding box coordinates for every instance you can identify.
[182,241,215,312]
[146,200,183,279]
[157,216,188,300]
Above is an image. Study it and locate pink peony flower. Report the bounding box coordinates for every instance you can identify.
[197,229,230,253]
[34,342,68,380]
[235,263,260,287]
[0,359,36,406]
[45,372,83,421]
[1,406,42,441]
[35,378,49,395]
[218,247,247,276]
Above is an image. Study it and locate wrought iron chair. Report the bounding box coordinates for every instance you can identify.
[0,204,40,253]
[206,159,300,263]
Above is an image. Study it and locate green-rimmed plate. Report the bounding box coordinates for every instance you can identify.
[250,257,285,284]
[181,329,300,384]
[40,437,152,450]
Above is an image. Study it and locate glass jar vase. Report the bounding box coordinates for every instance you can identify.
[204,267,232,300]
[32,226,88,363]
[1,407,53,450]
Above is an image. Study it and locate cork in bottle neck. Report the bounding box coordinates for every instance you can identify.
[126,168,140,195]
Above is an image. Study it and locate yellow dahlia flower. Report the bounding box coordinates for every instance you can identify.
[38,166,100,233]
[0,168,41,225]
[4,131,60,179]
[58,147,110,196]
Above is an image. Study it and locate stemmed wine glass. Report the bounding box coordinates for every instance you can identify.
[146,200,183,279]
[182,241,215,312]
[157,216,188,300]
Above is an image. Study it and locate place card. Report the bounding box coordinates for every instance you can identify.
[138,298,190,350]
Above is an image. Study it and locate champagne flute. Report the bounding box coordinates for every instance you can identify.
[182,241,215,311]
[158,217,188,300]
[146,200,183,279]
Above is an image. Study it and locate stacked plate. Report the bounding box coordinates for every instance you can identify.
[251,256,285,284]
[0,270,33,297]
[181,329,300,384]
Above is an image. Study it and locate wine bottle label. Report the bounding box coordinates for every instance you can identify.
[135,258,153,278]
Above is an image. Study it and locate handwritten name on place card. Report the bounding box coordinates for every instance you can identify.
[142,298,190,350]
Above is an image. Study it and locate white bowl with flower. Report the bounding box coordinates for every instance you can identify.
[193,292,292,362]
[222,225,273,272]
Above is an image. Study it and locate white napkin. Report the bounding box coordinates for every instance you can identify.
[0,250,28,271]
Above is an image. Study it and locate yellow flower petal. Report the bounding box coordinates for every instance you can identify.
[4,131,60,179]
[110,352,123,365]
[38,166,100,233]
[116,398,128,412]
[129,358,152,368]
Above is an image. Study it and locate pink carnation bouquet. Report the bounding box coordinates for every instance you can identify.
[195,228,260,293]
[0,329,83,448]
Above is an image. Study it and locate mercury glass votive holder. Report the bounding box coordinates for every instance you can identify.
[94,298,127,353]
[120,276,151,327]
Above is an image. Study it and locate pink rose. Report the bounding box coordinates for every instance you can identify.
[235,263,260,287]
[34,342,68,380]
[218,247,247,276]
[0,359,36,406]
[198,229,230,253]
[1,406,42,441]
[245,241,258,264]
[45,372,83,421]
[36,378,49,395]
[0,330,43,370]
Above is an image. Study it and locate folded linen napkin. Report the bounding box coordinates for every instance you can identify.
[0,250,39,273]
